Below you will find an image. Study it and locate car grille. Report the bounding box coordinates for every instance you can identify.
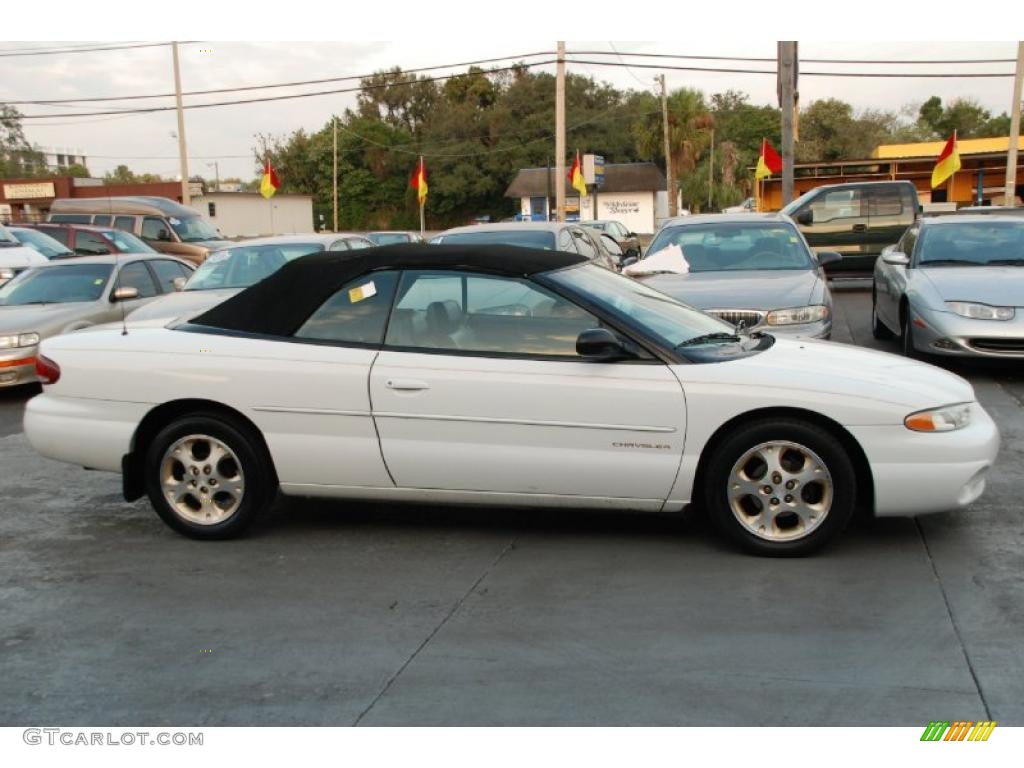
[707,309,765,328]
[968,338,1024,354]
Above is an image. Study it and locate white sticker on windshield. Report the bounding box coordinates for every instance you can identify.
[169,217,181,225]
[206,251,230,264]
[349,281,377,303]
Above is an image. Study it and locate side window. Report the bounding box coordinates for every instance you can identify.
[115,261,159,298]
[150,259,192,293]
[557,228,578,254]
[572,230,597,259]
[808,189,864,223]
[50,214,91,224]
[385,270,599,358]
[141,216,170,241]
[74,232,111,255]
[92,215,112,226]
[113,216,136,232]
[294,270,399,345]
[329,239,351,250]
[901,228,919,258]
[345,238,372,250]
[871,187,904,217]
[41,227,69,246]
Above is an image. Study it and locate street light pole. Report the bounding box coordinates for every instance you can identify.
[555,41,566,222]
[1005,41,1023,206]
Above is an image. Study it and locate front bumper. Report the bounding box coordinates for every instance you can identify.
[0,344,39,388]
[847,401,999,517]
[909,305,1024,358]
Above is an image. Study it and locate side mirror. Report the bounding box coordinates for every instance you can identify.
[816,251,842,266]
[620,255,638,268]
[626,231,637,238]
[576,328,633,361]
[111,286,139,302]
[172,277,187,291]
[882,251,910,267]
[157,228,171,242]
[796,210,813,226]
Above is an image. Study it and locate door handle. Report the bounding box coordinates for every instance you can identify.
[385,379,430,392]
[852,223,867,232]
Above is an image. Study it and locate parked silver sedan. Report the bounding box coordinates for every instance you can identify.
[636,214,841,339]
[872,215,1024,358]
[0,254,193,387]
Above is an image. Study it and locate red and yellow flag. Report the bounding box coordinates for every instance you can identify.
[755,139,782,180]
[259,160,280,199]
[931,132,961,189]
[410,157,428,206]
[568,150,587,197]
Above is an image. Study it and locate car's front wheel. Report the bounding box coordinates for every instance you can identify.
[901,307,920,358]
[871,286,894,340]
[702,418,857,556]
[144,414,275,539]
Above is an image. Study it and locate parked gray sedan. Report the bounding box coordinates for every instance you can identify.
[637,214,840,339]
[872,215,1024,358]
[0,254,193,387]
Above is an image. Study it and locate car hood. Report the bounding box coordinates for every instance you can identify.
[642,269,820,310]
[0,302,97,336]
[918,266,1024,306]
[680,336,975,413]
[0,245,47,268]
[125,288,239,322]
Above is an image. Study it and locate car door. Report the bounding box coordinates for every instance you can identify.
[868,185,913,259]
[877,226,917,330]
[369,269,686,505]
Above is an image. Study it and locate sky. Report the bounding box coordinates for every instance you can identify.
[1,39,1020,182]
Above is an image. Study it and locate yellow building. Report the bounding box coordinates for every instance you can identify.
[759,136,1024,211]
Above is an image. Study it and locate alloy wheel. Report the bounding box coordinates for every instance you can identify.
[160,434,245,525]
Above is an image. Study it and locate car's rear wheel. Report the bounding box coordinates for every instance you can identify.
[871,286,893,340]
[702,419,857,556]
[144,414,274,539]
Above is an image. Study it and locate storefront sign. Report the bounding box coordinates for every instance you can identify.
[603,199,640,215]
[3,182,56,200]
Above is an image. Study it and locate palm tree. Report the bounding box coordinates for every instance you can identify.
[633,87,714,214]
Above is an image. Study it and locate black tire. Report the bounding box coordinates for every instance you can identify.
[144,412,275,540]
[900,306,920,359]
[871,286,894,340]
[701,418,857,557]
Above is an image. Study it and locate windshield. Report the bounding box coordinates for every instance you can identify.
[9,228,73,258]
[168,215,221,243]
[646,222,814,272]
[441,230,557,249]
[0,263,113,305]
[368,232,410,245]
[0,223,20,246]
[100,229,155,253]
[917,221,1024,266]
[186,242,325,290]
[545,263,731,349]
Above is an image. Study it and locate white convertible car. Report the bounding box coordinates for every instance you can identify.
[24,245,999,555]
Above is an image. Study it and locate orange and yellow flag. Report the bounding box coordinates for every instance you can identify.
[259,160,280,199]
[568,150,587,197]
[931,132,961,189]
[755,139,782,180]
[410,157,428,206]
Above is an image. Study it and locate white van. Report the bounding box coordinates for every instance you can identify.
[0,222,48,286]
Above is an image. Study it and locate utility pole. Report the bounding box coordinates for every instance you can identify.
[171,41,190,205]
[779,41,797,206]
[206,161,219,192]
[332,116,339,231]
[708,127,715,211]
[658,74,675,217]
[1005,41,1023,206]
[555,41,566,222]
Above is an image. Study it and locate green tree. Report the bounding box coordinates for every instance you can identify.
[916,96,1010,139]
[104,164,138,184]
[64,163,91,178]
[0,104,45,177]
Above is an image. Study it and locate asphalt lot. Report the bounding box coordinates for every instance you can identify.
[1,286,1022,726]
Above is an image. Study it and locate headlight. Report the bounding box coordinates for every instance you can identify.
[0,332,40,349]
[905,403,972,433]
[765,305,830,326]
[945,301,1014,321]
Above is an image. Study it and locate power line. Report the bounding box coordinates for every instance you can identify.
[0,41,196,58]
[5,50,555,105]
[567,50,1019,65]
[564,58,1016,78]
[607,42,655,89]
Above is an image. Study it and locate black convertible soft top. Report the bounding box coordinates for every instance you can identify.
[189,243,586,337]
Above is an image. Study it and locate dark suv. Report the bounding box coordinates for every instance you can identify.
[780,181,920,274]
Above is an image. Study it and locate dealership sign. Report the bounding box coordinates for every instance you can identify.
[3,182,56,200]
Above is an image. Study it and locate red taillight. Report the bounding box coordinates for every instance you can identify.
[35,354,60,385]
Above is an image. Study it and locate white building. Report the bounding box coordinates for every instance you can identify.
[188,192,314,238]
[505,162,668,235]
[37,146,89,173]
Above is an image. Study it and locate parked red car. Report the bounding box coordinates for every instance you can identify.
[16,223,156,257]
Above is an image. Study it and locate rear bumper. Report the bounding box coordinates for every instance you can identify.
[847,402,999,516]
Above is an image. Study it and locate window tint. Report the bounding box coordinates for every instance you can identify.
[40,227,69,246]
[187,243,323,290]
[294,270,399,344]
[807,188,863,223]
[572,229,597,258]
[871,187,904,217]
[329,239,351,250]
[92,215,112,226]
[115,261,159,298]
[385,270,599,358]
[113,216,136,232]
[150,260,192,292]
[50,214,91,224]
[74,231,111,255]
[141,216,170,241]
[900,228,918,257]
